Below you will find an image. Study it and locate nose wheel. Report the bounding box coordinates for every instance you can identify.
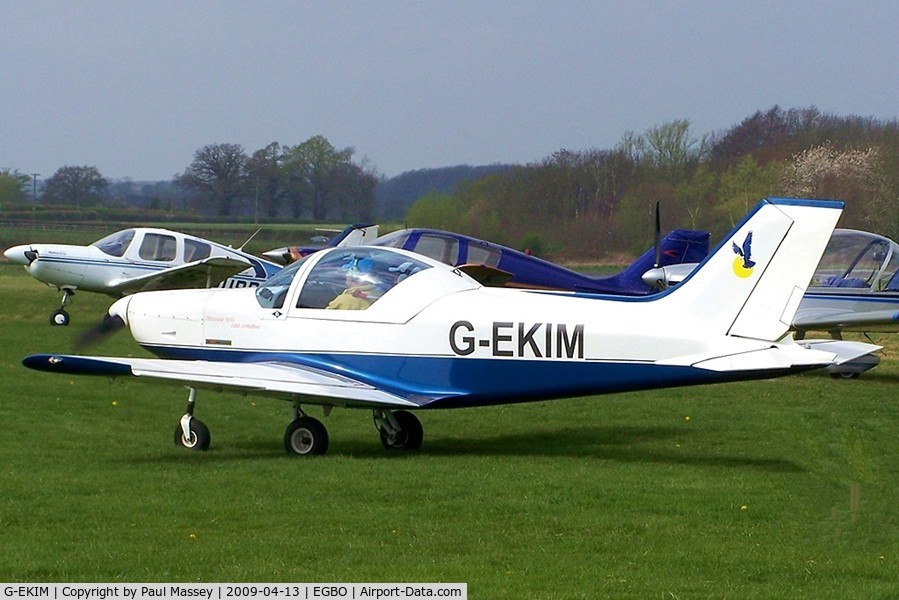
[50,290,75,326]
[50,308,70,326]
[174,415,211,450]
[173,388,211,451]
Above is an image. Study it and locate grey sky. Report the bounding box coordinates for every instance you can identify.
[3,0,898,181]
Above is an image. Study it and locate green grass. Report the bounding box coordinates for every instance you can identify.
[1,264,898,597]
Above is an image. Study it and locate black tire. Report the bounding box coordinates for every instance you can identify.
[379,410,423,451]
[50,309,70,326]
[174,418,211,451]
[284,417,329,456]
[831,371,861,380]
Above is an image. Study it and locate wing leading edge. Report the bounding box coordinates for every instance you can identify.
[22,354,421,409]
[109,256,252,295]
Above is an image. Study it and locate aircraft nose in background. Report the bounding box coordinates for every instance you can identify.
[3,245,37,265]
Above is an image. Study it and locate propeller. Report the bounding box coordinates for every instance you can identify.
[74,314,126,351]
[652,201,661,268]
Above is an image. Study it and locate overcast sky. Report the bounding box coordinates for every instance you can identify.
[3,0,899,182]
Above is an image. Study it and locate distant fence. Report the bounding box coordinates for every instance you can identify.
[0,220,111,232]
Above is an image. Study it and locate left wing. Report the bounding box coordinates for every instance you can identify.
[22,354,422,409]
[109,256,252,294]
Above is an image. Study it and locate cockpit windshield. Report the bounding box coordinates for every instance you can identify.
[255,254,313,309]
[93,229,135,258]
[811,230,896,290]
[255,247,431,311]
[297,248,431,310]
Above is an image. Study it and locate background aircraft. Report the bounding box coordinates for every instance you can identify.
[646,229,899,330]
[23,198,877,455]
[4,227,281,325]
[267,226,710,296]
[262,223,379,264]
[794,228,899,335]
[642,227,899,377]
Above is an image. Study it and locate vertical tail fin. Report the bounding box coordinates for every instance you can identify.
[332,224,380,247]
[658,198,843,341]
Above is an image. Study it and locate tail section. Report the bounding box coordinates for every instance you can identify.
[331,223,379,247]
[659,198,844,342]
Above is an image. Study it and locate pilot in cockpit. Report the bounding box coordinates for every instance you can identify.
[327,257,379,310]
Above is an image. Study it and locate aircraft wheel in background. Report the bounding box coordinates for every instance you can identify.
[50,309,70,326]
[831,372,861,380]
[174,418,211,450]
[284,416,329,456]
[379,410,423,451]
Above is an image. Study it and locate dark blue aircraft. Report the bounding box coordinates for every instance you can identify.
[370,227,710,295]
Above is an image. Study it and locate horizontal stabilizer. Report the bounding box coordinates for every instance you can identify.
[796,339,882,365]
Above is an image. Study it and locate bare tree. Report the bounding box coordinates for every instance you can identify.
[245,142,285,220]
[176,143,248,216]
[42,165,108,209]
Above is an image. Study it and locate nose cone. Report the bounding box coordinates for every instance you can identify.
[4,245,38,265]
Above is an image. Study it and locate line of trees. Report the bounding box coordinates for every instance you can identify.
[3,106,899,260]
[174,136,378,220]
[406,107,899,257]
[1,135,378,222]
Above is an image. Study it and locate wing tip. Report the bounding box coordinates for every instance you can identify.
[23,354,133,376]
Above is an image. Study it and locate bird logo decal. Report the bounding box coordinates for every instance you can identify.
[731,231,755,278]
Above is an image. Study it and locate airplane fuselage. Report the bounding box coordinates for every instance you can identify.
[795,289,899,333]
[112,232,837,409]
[5,227,281,295]
[13,243,271,295]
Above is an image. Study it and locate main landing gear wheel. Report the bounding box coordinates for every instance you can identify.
[50,308,70,326]
[284,416,329,456]
[375,410,423,451]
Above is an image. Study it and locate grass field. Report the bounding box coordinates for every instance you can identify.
[1,263,897,597]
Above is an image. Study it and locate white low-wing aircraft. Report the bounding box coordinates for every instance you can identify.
[4,227,282,325]
[23,198,879,455]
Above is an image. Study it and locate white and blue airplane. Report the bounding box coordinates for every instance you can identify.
[794,228,899,335]
[3,227,282,325]
[22,198,878,455]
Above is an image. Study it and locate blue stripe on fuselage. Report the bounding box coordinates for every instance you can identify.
[140,344,816,408]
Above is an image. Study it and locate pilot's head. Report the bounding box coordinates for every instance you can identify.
[343,256,375,286]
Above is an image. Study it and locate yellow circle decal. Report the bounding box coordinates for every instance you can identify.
[733,256,753,278]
